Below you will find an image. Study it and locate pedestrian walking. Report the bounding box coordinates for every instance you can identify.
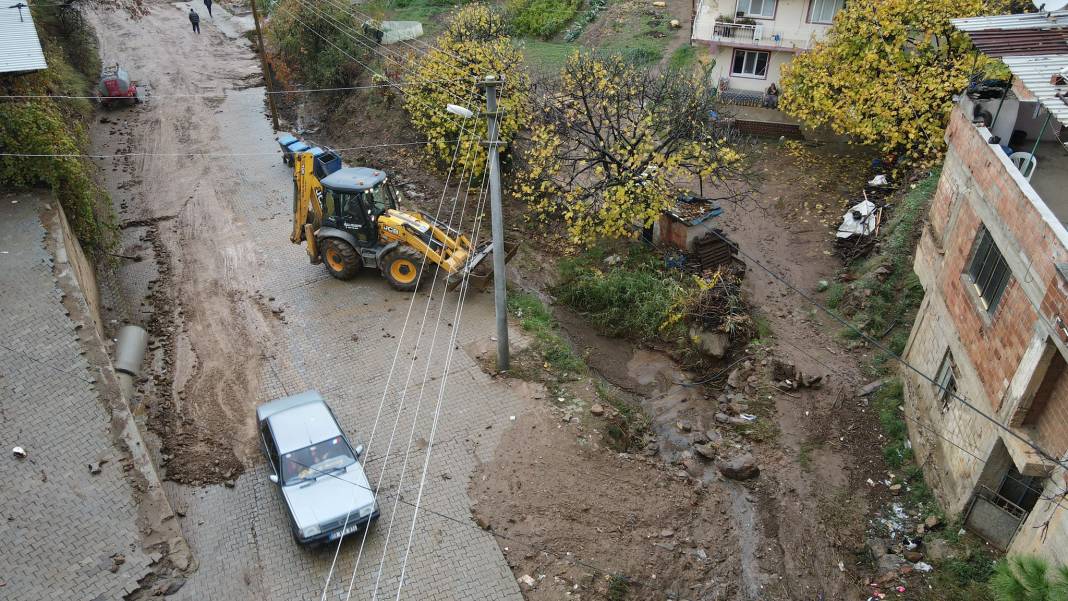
[203,0,212,18]
[188,8,200,34]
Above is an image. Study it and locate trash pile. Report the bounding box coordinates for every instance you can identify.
[685,265,752,340]
[834,174,895,262]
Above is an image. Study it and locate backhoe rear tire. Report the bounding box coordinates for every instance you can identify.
[381,247,425,291]
[321,238,360,280]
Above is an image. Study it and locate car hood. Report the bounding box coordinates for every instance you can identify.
[282,463,375,529]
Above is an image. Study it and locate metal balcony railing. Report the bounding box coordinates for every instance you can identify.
[706,19,813,49]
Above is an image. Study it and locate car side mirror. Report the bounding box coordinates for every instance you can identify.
[354,445,364,457]
[268,474,279,484]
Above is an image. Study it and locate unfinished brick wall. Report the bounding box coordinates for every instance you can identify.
[1025,352,1068,458]
[903,107,1068,558]
[933,110,1068,412]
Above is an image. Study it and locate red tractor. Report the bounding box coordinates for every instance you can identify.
[97,64,143,107]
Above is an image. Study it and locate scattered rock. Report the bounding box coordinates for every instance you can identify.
[682,457,703,478]
[474,514,491,530]
[716,453,759,480]
[517,574,536,591]
[693,443,717,461]
[858,379,885,397]
[889,483,903,495]
[714,412,730,424]
[903,550,924,563]
[12,447,26,459]
[676,420,693,433]
[875,554,906,581]
[771,358,796,381]
[653,541,676,551]
[924,538,957,562]
[726,367,746,389]
[924,515,942,530]
[816,279,830,292]
[659,529,675,538]
[589,404,604,417]
[163,578,186,596]
[88,462,102,475]
[867,537,889,559]
[690,327,729,358]
[669,18,680,28]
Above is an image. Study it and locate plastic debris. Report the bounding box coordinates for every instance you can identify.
[836,200,878,239]
[914,561,933,572]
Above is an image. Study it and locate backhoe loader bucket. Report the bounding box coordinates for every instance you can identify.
[447,240,519,292]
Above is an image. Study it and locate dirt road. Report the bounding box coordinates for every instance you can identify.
[88,2,527,599]
[90,1,277,484]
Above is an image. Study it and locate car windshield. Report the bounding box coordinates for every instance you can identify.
[365,183,396,215]
[280,436,355,485]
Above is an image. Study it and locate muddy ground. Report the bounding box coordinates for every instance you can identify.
[89,3,280,485]
[87,0,913,596]
[470,141,896,600]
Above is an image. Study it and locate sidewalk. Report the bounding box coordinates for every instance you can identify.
[0,194,154,601]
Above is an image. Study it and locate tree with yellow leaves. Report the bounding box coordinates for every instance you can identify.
[404,4,530,178]
[780,0,1005,167]
[513,52,746,243]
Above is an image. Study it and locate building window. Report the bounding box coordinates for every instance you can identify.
[936,350,957,412]
[967,225,1011,313]
[737,0,775,18]
[731,50,770,78]
[808,0,843,23]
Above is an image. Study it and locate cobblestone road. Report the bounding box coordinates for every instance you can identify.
[89,2,528,599]
[0,196,155,601]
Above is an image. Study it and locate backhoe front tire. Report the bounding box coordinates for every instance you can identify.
[321,239,360,280]
[381,247,424,291]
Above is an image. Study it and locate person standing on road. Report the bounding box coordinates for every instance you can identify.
[188,8,200,34]
[203,0,212,18]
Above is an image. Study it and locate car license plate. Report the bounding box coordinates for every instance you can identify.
[329,524,359,541]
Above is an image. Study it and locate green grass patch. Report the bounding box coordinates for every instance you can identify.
[667,45,696,71]
[519,39,579,75]
[555,244,691,341]
[508,291,586,377]
[508,0,581,39]
[361,0,453,35]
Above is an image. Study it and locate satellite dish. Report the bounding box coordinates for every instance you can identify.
[1033,0,1068,11]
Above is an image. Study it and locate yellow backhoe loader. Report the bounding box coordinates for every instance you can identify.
[284,142,510,291]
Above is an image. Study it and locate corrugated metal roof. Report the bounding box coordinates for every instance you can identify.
[952,11,1068,57]
[966,29,1068,56]
[952,11,1068,32]
[1002,54,1068,127]
[0,4,47,74]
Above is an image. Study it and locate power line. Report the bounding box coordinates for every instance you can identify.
[0,78,468,100]
[368,109,488,601]
[289,454,681,599]
[317,91,479,601]
[0,139,468,159]
[705,227,1068,475]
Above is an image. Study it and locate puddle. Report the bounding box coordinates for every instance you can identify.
[729,484,772,600]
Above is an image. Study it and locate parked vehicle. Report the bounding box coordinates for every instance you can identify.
[96,63,142,107]
[256,390,379,545]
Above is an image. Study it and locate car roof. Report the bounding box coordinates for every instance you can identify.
[320,167,387,193]
[267,398,343,454]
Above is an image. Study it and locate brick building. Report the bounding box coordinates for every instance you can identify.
[901,11,1068,562]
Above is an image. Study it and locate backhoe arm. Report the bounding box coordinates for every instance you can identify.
[290,153,324,262]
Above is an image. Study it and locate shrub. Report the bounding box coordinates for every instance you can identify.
[555,246,691,341]
[404,4,531,177]
[0,5,113,249]
[266,0,376,89]
[507,0,580,39]
[990,556,1068,601]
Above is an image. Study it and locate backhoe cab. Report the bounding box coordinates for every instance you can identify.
[286,139,508,292]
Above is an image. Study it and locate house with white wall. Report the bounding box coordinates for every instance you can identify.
[691,0,841,98]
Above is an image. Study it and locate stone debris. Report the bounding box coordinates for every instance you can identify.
[517,574,536,591]
[716,453,759,480]
[589,404,604,417]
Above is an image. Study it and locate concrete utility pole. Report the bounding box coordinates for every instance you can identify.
[478,75,509,371]
[249,0,280,131]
